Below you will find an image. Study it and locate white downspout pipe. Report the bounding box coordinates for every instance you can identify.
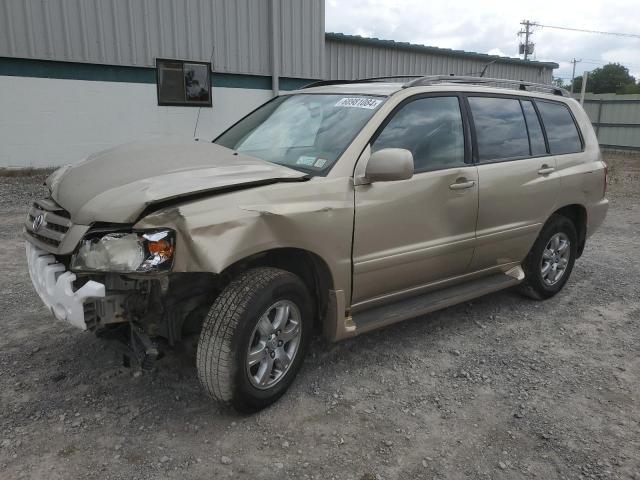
[270,0,280,96]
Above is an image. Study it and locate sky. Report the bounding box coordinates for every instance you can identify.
[325,0,640,83]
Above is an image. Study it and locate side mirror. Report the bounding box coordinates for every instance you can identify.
[364,148,414,183]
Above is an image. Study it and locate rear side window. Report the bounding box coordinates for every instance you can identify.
[521,100,547,156]
[536,101,582,154]
[468,97,529,162]
[372,96,465,173]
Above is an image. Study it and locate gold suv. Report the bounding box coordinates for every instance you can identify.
[25,76,608,411]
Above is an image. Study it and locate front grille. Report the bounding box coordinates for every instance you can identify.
[25,198,73,250]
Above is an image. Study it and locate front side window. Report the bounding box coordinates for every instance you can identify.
[535,100,582,155]
[215,94,384,175]
[372,96,465,172]
[157,59,211,106]
[468,97,529,162]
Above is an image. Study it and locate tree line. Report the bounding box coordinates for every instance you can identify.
[553,63,640,94]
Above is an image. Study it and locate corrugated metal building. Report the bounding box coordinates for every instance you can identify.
[325,33,555,84]
[0,0,325,80]
[0,0,558,168]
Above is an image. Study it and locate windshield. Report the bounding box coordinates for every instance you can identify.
[214,94,385,175]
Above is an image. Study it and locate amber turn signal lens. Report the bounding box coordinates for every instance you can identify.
[148,239,174,259]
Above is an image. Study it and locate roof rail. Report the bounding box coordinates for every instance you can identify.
[300,75,425,89]
[402,75,568,96]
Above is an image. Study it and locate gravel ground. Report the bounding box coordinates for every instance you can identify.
[1,153,639,480]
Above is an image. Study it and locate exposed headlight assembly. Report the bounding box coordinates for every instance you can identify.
[71,230,175,273]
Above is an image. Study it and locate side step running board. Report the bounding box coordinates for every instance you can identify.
[352,266,524,334]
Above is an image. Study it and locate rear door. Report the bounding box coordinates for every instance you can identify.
[467,95,560,271]
[351,94,478,308]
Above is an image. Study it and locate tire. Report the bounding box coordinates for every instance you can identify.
[519,214,578,300]
[197,267,313,413]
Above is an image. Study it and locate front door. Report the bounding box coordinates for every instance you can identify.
[352,95,478,309]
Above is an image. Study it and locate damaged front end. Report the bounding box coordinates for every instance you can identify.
[90,272,218,370]
[25,200,219,369]
[27,239,218,369]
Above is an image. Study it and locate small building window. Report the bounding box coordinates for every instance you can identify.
[156,59,211,107]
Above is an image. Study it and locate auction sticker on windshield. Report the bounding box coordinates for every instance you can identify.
[335,97,383,109]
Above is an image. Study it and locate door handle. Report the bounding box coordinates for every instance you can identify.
[449,179,476,190]
[538,165,555,175]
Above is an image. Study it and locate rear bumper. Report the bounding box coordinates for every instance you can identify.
[587,198,609,238]
[25,242,105,330]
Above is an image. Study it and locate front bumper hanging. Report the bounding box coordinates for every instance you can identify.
[25,242,105,330]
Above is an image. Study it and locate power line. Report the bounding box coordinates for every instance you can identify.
[533,22,640,39]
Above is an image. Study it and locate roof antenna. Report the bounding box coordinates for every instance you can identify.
[480,60,497,77]
[194,46,215,139]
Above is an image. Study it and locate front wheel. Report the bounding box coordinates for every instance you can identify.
[519,214,578,300]
[197,267,313,412]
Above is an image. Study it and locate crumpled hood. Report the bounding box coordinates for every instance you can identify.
[48,137,306,224]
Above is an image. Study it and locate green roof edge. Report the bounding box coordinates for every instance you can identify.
[326,32,559,70]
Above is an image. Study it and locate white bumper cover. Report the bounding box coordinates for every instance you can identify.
[26,242,105,330]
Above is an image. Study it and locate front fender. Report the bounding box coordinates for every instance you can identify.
[134,177,355,295]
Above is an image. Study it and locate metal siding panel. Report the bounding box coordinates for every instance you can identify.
[276,0,322,78]
[293,0,302,75]
[255,0,267,74]
[582,103,599,122]
[324,38,555,85]
[25,0,39,58]
[300,0,310,76]
[598,126,639,148]
[1,1,16,57]
[245,2,255,71]
[1,0,322,77]
[197,0,206,61]
[284,0,294,75]
[317,0,326,78]
[184,0,194,60]
[216,0,231,72]
[277,0,287,76]
[3,1,551,82]
[73,0,88,60]
[41,0,55,57]
[124,0,138,65]
[601,102,640,124]
[140,0,152,64]
[237,0,248,73]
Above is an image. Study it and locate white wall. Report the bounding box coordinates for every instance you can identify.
[0,76,273,168]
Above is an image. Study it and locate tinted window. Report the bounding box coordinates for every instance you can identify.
[372,96,465,172]
[536,101,582,154]
[521,100,547,156]
[468,97,529,162]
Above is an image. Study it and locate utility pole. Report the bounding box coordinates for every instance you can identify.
[580,71,589,105]
[569,58,582,94]
[523,20,531,60]
[518,20,534,60]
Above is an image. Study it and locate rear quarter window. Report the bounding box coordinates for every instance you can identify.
[535,101,583,155]
[521,100,547,156]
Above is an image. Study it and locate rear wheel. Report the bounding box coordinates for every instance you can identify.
[519,214,578,300]
[196,267,312,412]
